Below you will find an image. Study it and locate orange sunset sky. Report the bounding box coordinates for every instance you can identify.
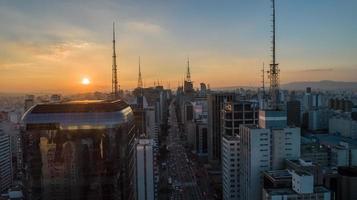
[1,0,356,94]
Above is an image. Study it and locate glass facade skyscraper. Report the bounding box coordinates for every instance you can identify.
[21,100,136,200]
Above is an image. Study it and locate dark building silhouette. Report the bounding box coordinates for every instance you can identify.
[329,98,353,112]
[207,92,235,163]
[287,100,301,126]
[336,167,357,200]
[221,100,259,136]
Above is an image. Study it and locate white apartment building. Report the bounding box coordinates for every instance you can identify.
[136,139,156,200]
[240,125,271,200]
[222,134,240,200]
[271,127,301,169]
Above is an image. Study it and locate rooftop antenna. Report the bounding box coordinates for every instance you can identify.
[112,22,119,99]
[186,57,191,82]
[268,0,280,109]
[262,62,265,95]
[137,56,143,88]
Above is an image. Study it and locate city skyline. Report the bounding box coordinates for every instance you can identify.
[1,0,357,93]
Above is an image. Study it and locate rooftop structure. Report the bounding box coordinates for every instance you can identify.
[22,100,132,129]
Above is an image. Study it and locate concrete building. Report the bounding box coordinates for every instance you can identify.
[301,137,330,167]
[50,94,61,103]
[303,134,357,167]
[159,90,169,126]
[329,98,353,112]
[307,109,330,131]
[240,125,271,200]
[329,116,357,139]
[182,97,209,156]
[0,132,12,193]
[222,135,240,200]
[291,170,313,194]
[145,106,157,139]
[271,127,301,169]
[263,185,330,200]
[263,170,292,189]
[262,169,330,200]
[331,144,350,167]
[259,110,301,169]
[24,95,35,113]
[192,98,208,155]
[135,139,157,200]
[303,88,323,111]
[194,123,208,156]
[239,109,301,200]
[329,142,357,167]
[286,159,324,185]
[21,100,136,200]
[199,83,207,97]
[0,121,21,180]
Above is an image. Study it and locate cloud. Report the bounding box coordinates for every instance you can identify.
[8,40,93,61]
[126,21,163,34]
[0,62,35,72]
[299,68,334,72]
[37,41,91,60]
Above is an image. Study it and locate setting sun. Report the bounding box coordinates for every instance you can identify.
[81,78,90,85]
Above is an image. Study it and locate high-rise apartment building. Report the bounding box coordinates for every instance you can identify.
[239,125,271,200]
[135,139,157,200]
[271,127,301,169]
[24,95,35,112]
[0,132,12,193]
[222,134,240,200]
[239,110,300,200]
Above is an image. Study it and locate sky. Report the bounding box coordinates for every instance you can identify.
[0,0,357,93]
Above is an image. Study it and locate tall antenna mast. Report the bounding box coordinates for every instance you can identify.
[112,22,119,99]
[269,0,280,109]
[186,57,191,82]
[262,62,265,94]
[138,56,143,88]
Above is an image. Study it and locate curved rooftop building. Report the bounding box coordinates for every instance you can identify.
[21,100,136,200]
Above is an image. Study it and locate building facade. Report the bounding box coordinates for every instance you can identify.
[221,100,259,137]
[135,139,157,200]
[240,125,271,200]
[207,92,234,163]
[21,100,136,200]
[222,135,240,200]
[0,132,12,193]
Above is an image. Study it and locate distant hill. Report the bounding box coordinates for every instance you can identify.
[282,80,357,91]
[212,85,258,91]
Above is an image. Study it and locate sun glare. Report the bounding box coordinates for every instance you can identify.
[81,78,90,85]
